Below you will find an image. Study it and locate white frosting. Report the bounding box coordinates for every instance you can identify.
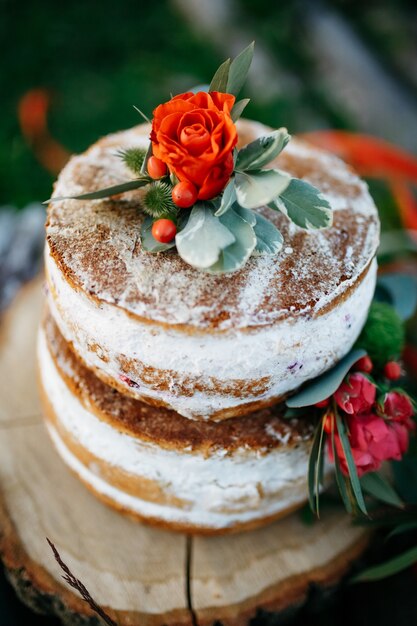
[38,329,312,529]
[46,247,377,420]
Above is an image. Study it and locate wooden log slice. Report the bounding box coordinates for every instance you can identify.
[0,280,369,625]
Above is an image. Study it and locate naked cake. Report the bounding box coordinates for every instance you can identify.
[37,44,399,534]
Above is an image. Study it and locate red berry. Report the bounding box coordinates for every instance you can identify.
[151,218,177,243]
[323,413,334,434]
[172,181,198,208]
[315,398,330,409]
[384,361,402,380]
[355,355,373,373]
[147,156,167,179]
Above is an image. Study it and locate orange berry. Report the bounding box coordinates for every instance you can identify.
[151,219,177,243]
[147,156,167,179]
[384,361,402,381]
[172,181,198,208]
[323,414,334,434]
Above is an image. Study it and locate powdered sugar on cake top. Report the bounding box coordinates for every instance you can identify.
[46,120,379,331]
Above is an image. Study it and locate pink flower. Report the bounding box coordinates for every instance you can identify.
[334,373,376,415]
[328,413,405,477]
[383,391,414,424]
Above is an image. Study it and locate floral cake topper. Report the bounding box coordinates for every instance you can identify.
[49,42,332,273]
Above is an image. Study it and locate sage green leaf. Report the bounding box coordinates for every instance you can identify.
[209,58,231,92]
[175,202,235,269]
[335,412,367,516]
[231,98,250,122]
[190,83,210,93]
[226,41,255,97]
[205,206,256,274]
[286,348,367,408]
[46,178,150,203]
[140,216,177,253]
[253,212,283,255]
[233,204,256,226]
[235,169,291,209]
[308,419,326,516]
[360,472,404,508]
[275,178,333,229]
[376,273,417,321]
[214,178,237,216]
[235,128,290,171]
[351,546,417,583]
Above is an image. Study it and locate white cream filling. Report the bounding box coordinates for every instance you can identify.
[46,247,377,420]
[38,329,312,528]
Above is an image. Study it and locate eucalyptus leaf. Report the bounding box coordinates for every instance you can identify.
[360,472,404,508]
[376,273,417,321]
[351,546,417,583]
[387,521,417,541]
[214,178,237,216]
[286,348,367,408]
[190,83,210,93]
[205,206,256,274]
[209,58,231,92]
[236,128,290,171]
[46,178,150,203]
[235,169,291,209]
[273,178,333,229]
[140,216,177,253]
[231,98,250,122]
[226,41,255,97]
[252,212,283,255]
[175,202,235,269]
[335,412,367,516]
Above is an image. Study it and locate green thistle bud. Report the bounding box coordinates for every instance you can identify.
[355,302,405,368]
[143,182,177,219]
[118,148,147,175]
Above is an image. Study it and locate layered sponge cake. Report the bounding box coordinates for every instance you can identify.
[39,118,380,533]
[44,120,379,422]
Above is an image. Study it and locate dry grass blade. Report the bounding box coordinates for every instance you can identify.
[47,538,117,626]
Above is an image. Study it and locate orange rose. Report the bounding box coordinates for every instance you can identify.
[150,91,238,201]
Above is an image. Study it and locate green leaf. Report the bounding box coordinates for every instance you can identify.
[273,178,333,230]
[140,216,177,253]
[175,202,235,269]
[376,273,417,321]
[360,472,404,508]
[205,206,256,274]
[141,141,153,175]
[308,418,326,516]
[332,425,353,514]
[235,169,291,209]
[231,98,250,122]
[209,58,231,92]
[253,212,283,255]
[46,178,150,203]
[233,204,256,226]
[214,178,237,216]
[387,521,417,541]
[286,349,367,408]
[335,412,367,516]
[235,128,291,171]
[226,41,255,97]
[352,545,417,583]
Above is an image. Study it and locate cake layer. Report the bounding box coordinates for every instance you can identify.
[38,313,316,533]
[46,119,379,420]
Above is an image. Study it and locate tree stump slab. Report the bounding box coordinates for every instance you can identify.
[0,280,369,625]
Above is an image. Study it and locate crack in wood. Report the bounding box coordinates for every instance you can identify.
[186,535,198,626]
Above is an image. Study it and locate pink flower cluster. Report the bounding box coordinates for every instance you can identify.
[327,372,414,477]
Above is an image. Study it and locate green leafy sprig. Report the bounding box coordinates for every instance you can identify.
[45,42,333,274]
